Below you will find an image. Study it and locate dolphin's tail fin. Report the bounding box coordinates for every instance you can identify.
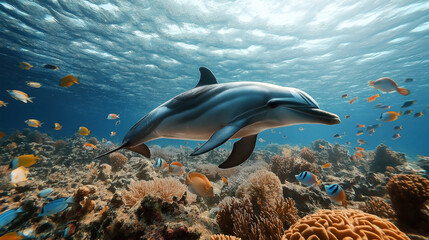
[95,142,128,159]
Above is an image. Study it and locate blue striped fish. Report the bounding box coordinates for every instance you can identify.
[295,171,320,187]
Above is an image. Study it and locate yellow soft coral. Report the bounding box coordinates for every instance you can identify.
[282,209,410,240]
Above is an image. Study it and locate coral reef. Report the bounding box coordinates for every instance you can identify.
[299,148,317,163]
[358,197,395,219]
[195,163,238,181]
[270,155,318,183]
[283,209,410,240]
[386,174,429,233]
[371,144,406,172]
[210,234,242,240]
[282,182,331,215]
[109,152,128,171]
[122,178,187,207]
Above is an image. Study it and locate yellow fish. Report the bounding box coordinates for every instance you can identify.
[18,61,33,70]
[186,172,214,197]
[26,81,42,88]
[10,154,39,169]
[77,126,90,136]
[0,100,8,107]
[10,166,29,185]
[7,90,33,103]
[59,75,79,87]
[25,119,43,128]
[53,123,62,130]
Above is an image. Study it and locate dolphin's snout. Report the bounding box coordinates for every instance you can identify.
[292,107,341,125]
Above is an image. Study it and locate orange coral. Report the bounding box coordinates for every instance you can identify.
[386,174,429,233]
[122,178,187,207]
[283,209,410,240]
[300,148,317,163]
[359,197,395,219]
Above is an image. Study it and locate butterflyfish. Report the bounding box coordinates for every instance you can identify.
[295,171,320,187]
[10,154,39,169]
[7,90,33,103]
[77,127,90,136]
[18,62,33,70]
[25,119,42,128]
[53,123,62,130]
[59,75,79,87]
[10,167,28,185]
[368,77,409,96]
[186,172,214,197]
[153,158,168,170]
[168,162,184,175]
[325,184,347,208]
[379,111,400,122]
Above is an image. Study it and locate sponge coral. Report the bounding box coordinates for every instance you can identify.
[386,174,429,232]
[270,155,319,183]
[283,209,410,240]
[109,152,128,171]
[300,148,317,163]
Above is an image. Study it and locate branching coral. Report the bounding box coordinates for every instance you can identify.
[109,152,128,171]
[283,209,410,240]
[300,148,317,163]
[235,170,282,209]
[371,144,406,172]
[210,234,241,240]
[270,155,318,183]
[359,197,395,219]
[122,178,187,207]
[217,192,299,240]
[386,174,429,233]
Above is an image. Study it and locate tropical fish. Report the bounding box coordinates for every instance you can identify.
[10,167,28,185]
[302,147,307,152]
[115,120,120,125]
[403,110,413,115]
[221,177,228,185]
[356,124,365,128]
[393,126,402,131]
[341,94,348,98]
[111,131,116,137]
[333,132,345,139]
[43,64,59,70]
[368,129,375,136]
[403,78,413,83]
[417,155,429,159]
[153,158,168,170]
[0,132,6,139]
[0,101,8,107]
[0,232,24,240]
[186,172,214,197]
[367,93,379,102]
[357,139,367,145]
[355,147,364,151]
[59,75,79,87]
[366,124,381,131]
[321,163,330,168]
[25,81,41,88]
[386,166,395,172]
[0,208,24,229]
[38,188,54,198]
[368,77,409,96]
[299,127,304,131]
[356,130,364,136]
[10,155,39,169]
[77,127,90,136]
[319,144,324,149]
[325,184,347,208]
[106,114,119,120]
[414,112,424,118]
[379,111,400,122]
[345,115,351,119]
[374,103,390,109]
[53,123,62,130]
[18,61,33,70]
[355,152,363,159]
[83,143,97,150]
[7,90,33,103]
[295,171,320,187]
[25,119,43,128]
[39,197,74,217]
[392,133,400,140]
[168,162,184,175]
[95,67,340,169]
[401,100,416,108]
[349,97,358,104]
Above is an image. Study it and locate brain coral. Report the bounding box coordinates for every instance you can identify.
[386,174,429,232]
[283,209,410,240]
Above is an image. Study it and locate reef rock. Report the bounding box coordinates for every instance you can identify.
[371,144,406,172]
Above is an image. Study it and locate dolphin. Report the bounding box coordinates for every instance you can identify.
[96,67,340,168]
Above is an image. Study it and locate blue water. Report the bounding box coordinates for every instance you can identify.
[1,1,428,157]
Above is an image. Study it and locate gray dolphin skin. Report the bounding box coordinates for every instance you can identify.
[96,67,340,168]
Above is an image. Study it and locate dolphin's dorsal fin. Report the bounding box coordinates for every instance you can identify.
[195,67,218,88]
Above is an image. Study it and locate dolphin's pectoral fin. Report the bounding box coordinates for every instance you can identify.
[126,143,151,158]
[195,67,218,88]
[218,134,257,169]
[190,120,245,156]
